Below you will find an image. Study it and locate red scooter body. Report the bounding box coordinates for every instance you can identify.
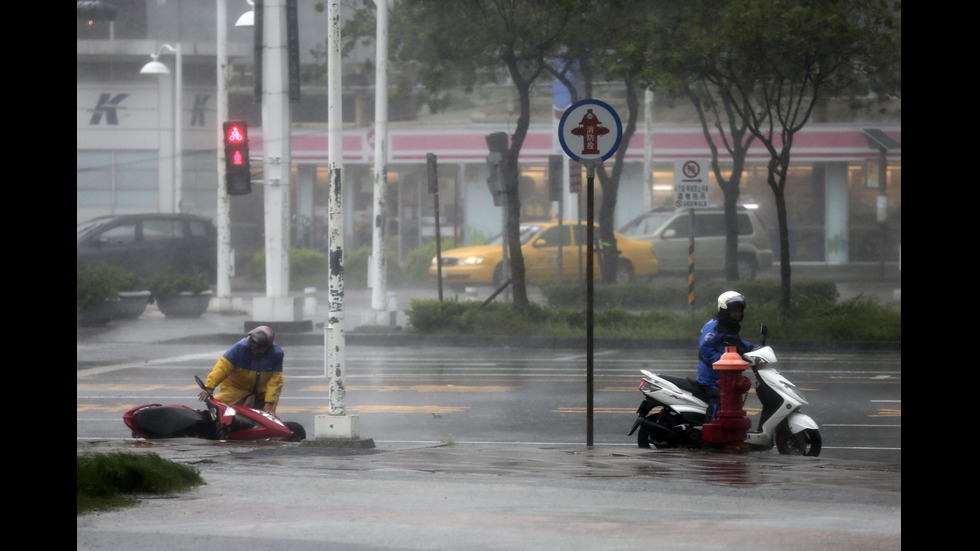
[123,376,304,442]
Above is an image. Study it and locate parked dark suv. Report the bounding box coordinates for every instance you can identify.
[77,214,217,283]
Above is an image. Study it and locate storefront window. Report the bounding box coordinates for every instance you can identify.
[77,151,158,210]
[115,152,158,207]
[709,164,825,262]
[181,151,218,211]
[848,163,901,262]
[77,152,113,207]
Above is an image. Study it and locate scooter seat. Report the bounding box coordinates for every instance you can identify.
[136,406,209,438]
[660,375,711,402]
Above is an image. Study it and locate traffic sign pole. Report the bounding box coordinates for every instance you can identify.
[674,159,709,318]
[558,100,622,448]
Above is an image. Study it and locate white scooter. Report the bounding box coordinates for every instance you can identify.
[627,325,821,456]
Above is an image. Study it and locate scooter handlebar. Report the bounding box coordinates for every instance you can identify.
[195,375,212,395]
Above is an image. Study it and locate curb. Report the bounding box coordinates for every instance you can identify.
[171,331,901,351]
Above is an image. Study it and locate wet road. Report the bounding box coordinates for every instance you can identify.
[77,345,900,465]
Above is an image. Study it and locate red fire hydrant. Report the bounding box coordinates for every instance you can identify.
[701,346,753,453]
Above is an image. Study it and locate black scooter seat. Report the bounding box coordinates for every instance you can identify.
[137,406,209,438]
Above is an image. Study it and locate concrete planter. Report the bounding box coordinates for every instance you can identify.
[77,291,152,325]
[156,290,212,318]
[115,291,153,318]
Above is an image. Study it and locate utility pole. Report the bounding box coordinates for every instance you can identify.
[370,0,390,323]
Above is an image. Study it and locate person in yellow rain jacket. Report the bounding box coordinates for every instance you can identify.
[198,325,284,413]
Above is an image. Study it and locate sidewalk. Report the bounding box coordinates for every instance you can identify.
[76,262,900,350]
[76,438,901,551]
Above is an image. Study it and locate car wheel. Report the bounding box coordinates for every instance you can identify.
[492,264,505,288]
[615,260,635,283]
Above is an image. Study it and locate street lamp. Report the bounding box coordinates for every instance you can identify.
[140,43,182,213]
[235,1,254,27]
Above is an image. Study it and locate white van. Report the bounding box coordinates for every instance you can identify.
[619,207,773,279]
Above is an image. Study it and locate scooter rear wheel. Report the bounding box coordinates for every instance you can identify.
[774,427,821,456]
[637,424,677,449]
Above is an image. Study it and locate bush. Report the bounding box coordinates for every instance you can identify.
[404,287,900,342]
[397,239,457,287]
[77,265,146,312]
[246,240,457,290]
[343,245,410,289]
[249,248,330,289]
[147,268,209,297]
[405,298,476,333]
[539,279,839,311]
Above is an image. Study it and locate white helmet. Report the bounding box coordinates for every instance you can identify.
[717,291,746,311]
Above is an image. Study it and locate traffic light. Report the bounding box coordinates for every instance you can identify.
[77,1,117,22]
[548,154,563,201]
[485,132,508,207]
[223,121,251,195]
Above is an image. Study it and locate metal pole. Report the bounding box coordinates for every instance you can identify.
[688,209,695,320]
[174,44,183,213]
[877,147,888,278]
[371,0,389,319]
[558,174,564,282]
[429,153,442,301]
[327,0,346,415]
[261,0,291,298]
[585,161,597,448]
[644,89,654,211]
[215,0,233,304]
[327,165,346,414]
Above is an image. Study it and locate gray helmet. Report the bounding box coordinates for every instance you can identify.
[248,325,275,348]
[717,291,746,312]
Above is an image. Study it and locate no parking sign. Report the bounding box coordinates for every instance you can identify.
[675,159,710,208]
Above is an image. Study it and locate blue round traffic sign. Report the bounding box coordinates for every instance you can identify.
[558,99,623,163]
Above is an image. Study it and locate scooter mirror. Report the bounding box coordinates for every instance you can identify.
[759,324,768,345]
[195,375,209,393]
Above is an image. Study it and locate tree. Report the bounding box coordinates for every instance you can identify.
[358,0,590,308]
[651,0,900,310]
[589,2,647,285]
[643,3,760,283]
[551,1,659,284]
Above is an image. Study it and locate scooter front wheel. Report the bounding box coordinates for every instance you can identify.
[285,421,306,442]
[774,426,822,456]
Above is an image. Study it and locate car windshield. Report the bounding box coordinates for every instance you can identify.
[77,219,108,240]
[485,225,544,246]
[619,212,673,236]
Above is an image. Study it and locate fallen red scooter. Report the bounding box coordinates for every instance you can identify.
[124,376,305,442]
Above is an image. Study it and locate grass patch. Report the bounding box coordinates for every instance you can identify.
[77,452,205,515]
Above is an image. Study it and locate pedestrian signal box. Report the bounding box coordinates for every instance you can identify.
[223,121,251,195]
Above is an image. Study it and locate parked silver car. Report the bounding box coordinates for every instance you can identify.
[619,207,773,279]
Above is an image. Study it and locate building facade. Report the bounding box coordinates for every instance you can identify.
[78,0,901,271]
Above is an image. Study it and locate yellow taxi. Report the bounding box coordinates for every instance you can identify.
[430,221,658,285]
